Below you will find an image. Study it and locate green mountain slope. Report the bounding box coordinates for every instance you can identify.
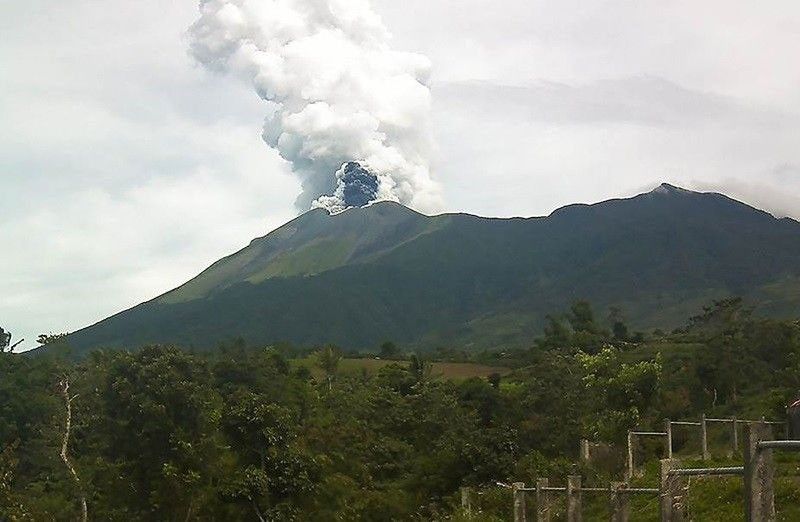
[63,184,800,354]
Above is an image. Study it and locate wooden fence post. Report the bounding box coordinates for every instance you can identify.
[626,431,634,481]
[743,422,775,522]
[732,416,738,453]
[513,482,527,522]
[665,419,673,459]
[566,475,581,522]
[536,478,550,522]
[610,482,629,522]
[701,413,709,460]
[460,486,471,516]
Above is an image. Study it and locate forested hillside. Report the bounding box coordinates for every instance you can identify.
[60,184,800,356]
[4,299,800,520]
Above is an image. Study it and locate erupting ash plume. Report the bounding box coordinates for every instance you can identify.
[188,0,442,213]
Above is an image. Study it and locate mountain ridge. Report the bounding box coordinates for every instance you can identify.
[61,184,800,354]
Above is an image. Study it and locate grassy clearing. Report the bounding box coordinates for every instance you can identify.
[292,357,511,381]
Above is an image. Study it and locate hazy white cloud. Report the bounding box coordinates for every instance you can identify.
[0,0,297,349]
[692,164,800,221]
[2,0,800,349]
[430,77,800,218]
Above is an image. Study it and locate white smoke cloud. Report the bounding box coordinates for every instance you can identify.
[188,0,442,213]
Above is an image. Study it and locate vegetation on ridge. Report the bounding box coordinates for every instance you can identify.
[62,186,800,355]
[3,298,800,520]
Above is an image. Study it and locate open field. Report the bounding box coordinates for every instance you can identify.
[292,357,512,381]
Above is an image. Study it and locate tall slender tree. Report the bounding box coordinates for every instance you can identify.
[316,345,341,391]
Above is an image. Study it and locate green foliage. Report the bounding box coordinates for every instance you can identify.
[5,300,800,519]
[63,190,800,354]
[407,354,432,384]
[36,333,69,346]
[579,347,662,441]
[0,327,10,353]
[379,341,399,359]
[0,442,30,520]
[315,345,342,391]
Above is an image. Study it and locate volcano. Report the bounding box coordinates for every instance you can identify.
[62,184,800,355]
[339,162,379,208]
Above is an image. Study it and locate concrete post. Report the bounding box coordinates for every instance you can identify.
[659,459,685,521]
[732,416,738,453]
[665,419,673,459]
[701,413,709,460]
[461,486,471,516]
[610,482,629,522]
[566,475,582,522]
[659,459,672,521]
[580,439,590,463]
[513,482,527,522]
[626,431,634,481]
[743,423,775,522]
[536,478,550,522]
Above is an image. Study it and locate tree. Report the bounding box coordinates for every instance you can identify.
[608,306,630,341]
[58,377,87,522]
[316,345,342,391]
[569,301,611,354]
[0,327,22,353]
[37,332,68,346]
[0,442,28,520]
[0,328,9,352]
[408,354,432,384]
[689,298,754,404]
[537,314,572,349]
[612,321,629,341]
[221,392,319,520]
[568,301,599,333]
[578,346,662,441]
[379,341,399,359]
[687,297,751,336]
[537,302,611,352]
[93,346,221,519]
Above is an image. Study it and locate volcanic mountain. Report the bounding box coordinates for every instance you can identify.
[64,184,800,354]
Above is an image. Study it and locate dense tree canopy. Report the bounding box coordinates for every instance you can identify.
[2,299,799,520]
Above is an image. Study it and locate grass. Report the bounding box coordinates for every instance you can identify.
[292,357,512,382]
[248,237,355,282]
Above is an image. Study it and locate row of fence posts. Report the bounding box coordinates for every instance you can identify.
[626,414,786,481]
[477,479,659,522]
[659,422,800,521]
[465,418,797,521]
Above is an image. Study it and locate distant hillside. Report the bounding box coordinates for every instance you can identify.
[63,184,800,355]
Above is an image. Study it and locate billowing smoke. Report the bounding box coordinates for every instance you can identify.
[188,0,441,213]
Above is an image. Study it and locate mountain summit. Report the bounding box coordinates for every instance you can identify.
[64,185,800,354]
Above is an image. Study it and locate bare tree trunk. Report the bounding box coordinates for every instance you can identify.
[251,497,266,522]
[183,500,194,522]
[59,378,88,522]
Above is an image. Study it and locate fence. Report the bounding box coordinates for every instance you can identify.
[659,422,800,521]
[487,479,658,522]
[626,414,786,480]
[471,416,797,521]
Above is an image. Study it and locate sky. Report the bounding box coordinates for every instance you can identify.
[2,0,800,351]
